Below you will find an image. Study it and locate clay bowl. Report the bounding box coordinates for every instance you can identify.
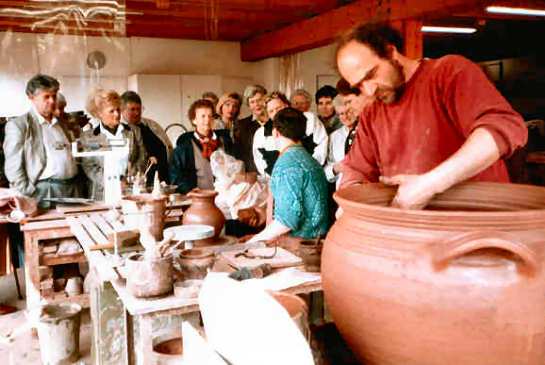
[177,248,216,280]
[152,334,183,365]
[270,292,310,340]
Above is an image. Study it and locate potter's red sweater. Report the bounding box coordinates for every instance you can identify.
[341,55,527,186]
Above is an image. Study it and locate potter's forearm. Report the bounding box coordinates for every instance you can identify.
[426,128,501,194]
[248,220,291,243]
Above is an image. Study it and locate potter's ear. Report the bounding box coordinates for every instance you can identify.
[272,128,280,138]
[387,44,401,60]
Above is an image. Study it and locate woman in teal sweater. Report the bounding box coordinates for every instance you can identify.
[249,108,329,243]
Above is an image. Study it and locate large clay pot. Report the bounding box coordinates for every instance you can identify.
[182,189,225,245]
[323,182,545,365]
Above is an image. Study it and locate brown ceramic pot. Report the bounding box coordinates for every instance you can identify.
[182,189,225,245]
[177,248,216,280]
[323,182,545,365]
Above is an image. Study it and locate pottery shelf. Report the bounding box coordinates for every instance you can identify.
[48,292,89,308]
[40,252,87,266]
[19,200,189,316]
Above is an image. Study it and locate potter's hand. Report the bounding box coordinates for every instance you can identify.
[148,156,158,165]
[380,174,439,210]
[238,234,255,243]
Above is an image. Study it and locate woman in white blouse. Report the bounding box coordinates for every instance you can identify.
[80,89,146,201]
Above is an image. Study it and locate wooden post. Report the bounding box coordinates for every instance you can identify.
[390,19,424,59]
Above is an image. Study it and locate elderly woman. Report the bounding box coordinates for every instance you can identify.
[248,107,329,243]
[80,89,146,201]
[170,99,233,194]
[214,92,241,135]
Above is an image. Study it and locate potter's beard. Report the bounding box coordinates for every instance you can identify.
[377,59,406,104]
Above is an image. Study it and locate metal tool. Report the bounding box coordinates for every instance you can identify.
[72,138,129,205]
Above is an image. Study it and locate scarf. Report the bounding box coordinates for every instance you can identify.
[194,131,220,159]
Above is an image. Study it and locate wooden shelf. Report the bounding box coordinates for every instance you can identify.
[47,293,90,308]
[40,252,87,266]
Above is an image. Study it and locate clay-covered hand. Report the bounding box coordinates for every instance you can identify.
[380,174,439,210]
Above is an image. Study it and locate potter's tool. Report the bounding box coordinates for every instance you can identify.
[228,263,273,281]
[143,159,157,178]
[72,138,130,205]
[234,243,277,260]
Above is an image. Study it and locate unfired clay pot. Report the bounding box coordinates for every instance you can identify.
[177,248,216,280]
[121,193,167,241]
[126,253,173,298]
[182,189,225,244]
[323,182,545,365]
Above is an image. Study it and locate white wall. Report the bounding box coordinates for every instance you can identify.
[0,32,271,120]
[0,31,341,127]
[294,44,339,111]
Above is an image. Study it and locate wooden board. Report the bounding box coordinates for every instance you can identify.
[220,246,303,269]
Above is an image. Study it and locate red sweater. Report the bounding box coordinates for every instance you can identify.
[341,55,527,187]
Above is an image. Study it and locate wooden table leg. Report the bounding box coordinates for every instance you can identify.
[137,315,154,365]
[24,232,41,312]
[125,310,135,365]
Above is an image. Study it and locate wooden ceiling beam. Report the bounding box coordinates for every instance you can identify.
[126,0,338,12]
[240,0,487,61]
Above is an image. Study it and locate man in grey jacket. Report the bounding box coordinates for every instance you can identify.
[4,74,79,208]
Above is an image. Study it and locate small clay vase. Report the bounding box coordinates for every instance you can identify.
[182,189,225,245]
[177,248,216,280]
[298,239,323,272]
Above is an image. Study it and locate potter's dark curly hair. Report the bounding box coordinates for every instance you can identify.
[273,107,307,142]
[336,23,404,60]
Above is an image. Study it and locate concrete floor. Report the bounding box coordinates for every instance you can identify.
[0,269,92,365]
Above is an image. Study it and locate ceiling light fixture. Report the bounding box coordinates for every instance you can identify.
[486,6,545,16]
[421,26,477,34]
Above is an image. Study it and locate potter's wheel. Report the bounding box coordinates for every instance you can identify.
[164,225,215,243]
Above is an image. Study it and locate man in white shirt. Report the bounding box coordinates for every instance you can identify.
[254,91,328,177]
[324,86,371,189]
[4,74,80,208]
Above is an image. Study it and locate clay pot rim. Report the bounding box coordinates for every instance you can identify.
[335,182,545,223]
[186,188,218,199]
[179,248,215,259]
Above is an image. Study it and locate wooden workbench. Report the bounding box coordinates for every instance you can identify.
[67,214,322,365]
[20,202,186,312]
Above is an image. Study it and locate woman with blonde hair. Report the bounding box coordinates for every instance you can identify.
[80,89,146,201]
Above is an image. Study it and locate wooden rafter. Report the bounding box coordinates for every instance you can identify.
[240,0,488,61]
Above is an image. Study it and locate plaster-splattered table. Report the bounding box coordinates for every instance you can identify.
[68,214,322,365]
